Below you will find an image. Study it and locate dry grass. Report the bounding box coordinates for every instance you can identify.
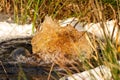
[0,0,120,80]
[31,16,98,65]
[0,0,118,24]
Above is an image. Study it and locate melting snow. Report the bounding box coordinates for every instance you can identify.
[60,65,112,80]
[0,21,34,42]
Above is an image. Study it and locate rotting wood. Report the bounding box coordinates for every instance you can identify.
[0,62,63,80]
[0,37,32,62]
[0,37,66,80]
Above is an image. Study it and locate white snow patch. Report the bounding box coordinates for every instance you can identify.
[0,21,35,42]
[84,20,119,40]
[59,17,85,31]
[60,65,112,80]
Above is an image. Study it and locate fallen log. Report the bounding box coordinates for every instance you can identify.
[0,37,65,80]
[0,37,32,61]
[0,62,62,80]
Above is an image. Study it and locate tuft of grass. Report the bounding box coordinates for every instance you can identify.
[18,64,27,80]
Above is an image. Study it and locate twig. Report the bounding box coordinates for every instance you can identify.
[47,62,55,80]
[0,61,9,80]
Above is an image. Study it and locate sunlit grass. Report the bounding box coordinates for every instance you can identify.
[0,0,120,80]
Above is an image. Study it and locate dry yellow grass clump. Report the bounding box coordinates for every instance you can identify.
[31,16,97,64]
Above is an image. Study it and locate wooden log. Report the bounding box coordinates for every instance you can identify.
[0,37,32,61]
[0,37,62,80]
[0,62,61,80]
